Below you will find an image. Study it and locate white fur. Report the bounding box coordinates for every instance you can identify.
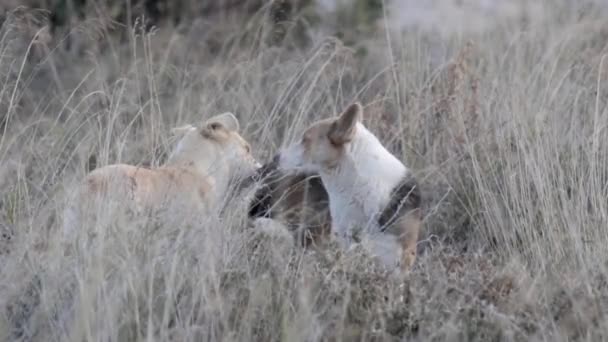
[279,143,316,173]
[321,123,408,237]
[280,121,410,269]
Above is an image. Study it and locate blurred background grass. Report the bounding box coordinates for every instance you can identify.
[2,0,608,341]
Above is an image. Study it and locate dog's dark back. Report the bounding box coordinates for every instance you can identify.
[248,156,331,247]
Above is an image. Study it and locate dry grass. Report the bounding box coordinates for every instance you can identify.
[2,1,608,341]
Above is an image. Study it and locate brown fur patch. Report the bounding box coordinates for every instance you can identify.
[377,176,423,272]
[395,209,423,271]
[378,177,422,230]
[299,118,348,170]
[249,156,331,247]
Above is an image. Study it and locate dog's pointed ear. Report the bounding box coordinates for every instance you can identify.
[329,102,362,145]
[171,124,195,137]
[205,112,240,132]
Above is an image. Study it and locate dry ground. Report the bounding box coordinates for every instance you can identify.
[1,1,608,341]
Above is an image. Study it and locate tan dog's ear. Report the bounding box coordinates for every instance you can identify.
[205,112,240,132]
[171,124,195,136]
[328,102,362,145]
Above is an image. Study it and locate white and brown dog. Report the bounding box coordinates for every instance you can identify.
[277,103,422,273]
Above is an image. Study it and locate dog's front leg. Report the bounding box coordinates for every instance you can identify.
[333,231,354,250]
[396,209,423,272]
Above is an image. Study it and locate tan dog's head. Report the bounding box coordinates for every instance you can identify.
[279,103,362,173]
[169,112,261,182]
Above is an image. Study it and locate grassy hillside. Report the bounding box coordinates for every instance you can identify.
[2,1,608,340]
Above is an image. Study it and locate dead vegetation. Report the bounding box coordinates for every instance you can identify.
[1,1,608,341]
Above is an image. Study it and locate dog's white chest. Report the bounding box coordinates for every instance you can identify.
[328,185,382,239]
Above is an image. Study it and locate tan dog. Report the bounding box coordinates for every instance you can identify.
[63,112,260,240]
[277,103,422,274]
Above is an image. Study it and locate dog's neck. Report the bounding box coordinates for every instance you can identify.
[320,122,408,237]
[165,147,232,197]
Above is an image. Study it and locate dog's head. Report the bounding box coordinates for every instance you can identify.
[278,103,362,173]
[170,112,261,182]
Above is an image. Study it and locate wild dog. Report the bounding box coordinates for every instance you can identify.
[63,112,260,241]
[277,103,422,273]
[248,155,331,247]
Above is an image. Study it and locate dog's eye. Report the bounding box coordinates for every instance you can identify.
[245,144,251,153]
